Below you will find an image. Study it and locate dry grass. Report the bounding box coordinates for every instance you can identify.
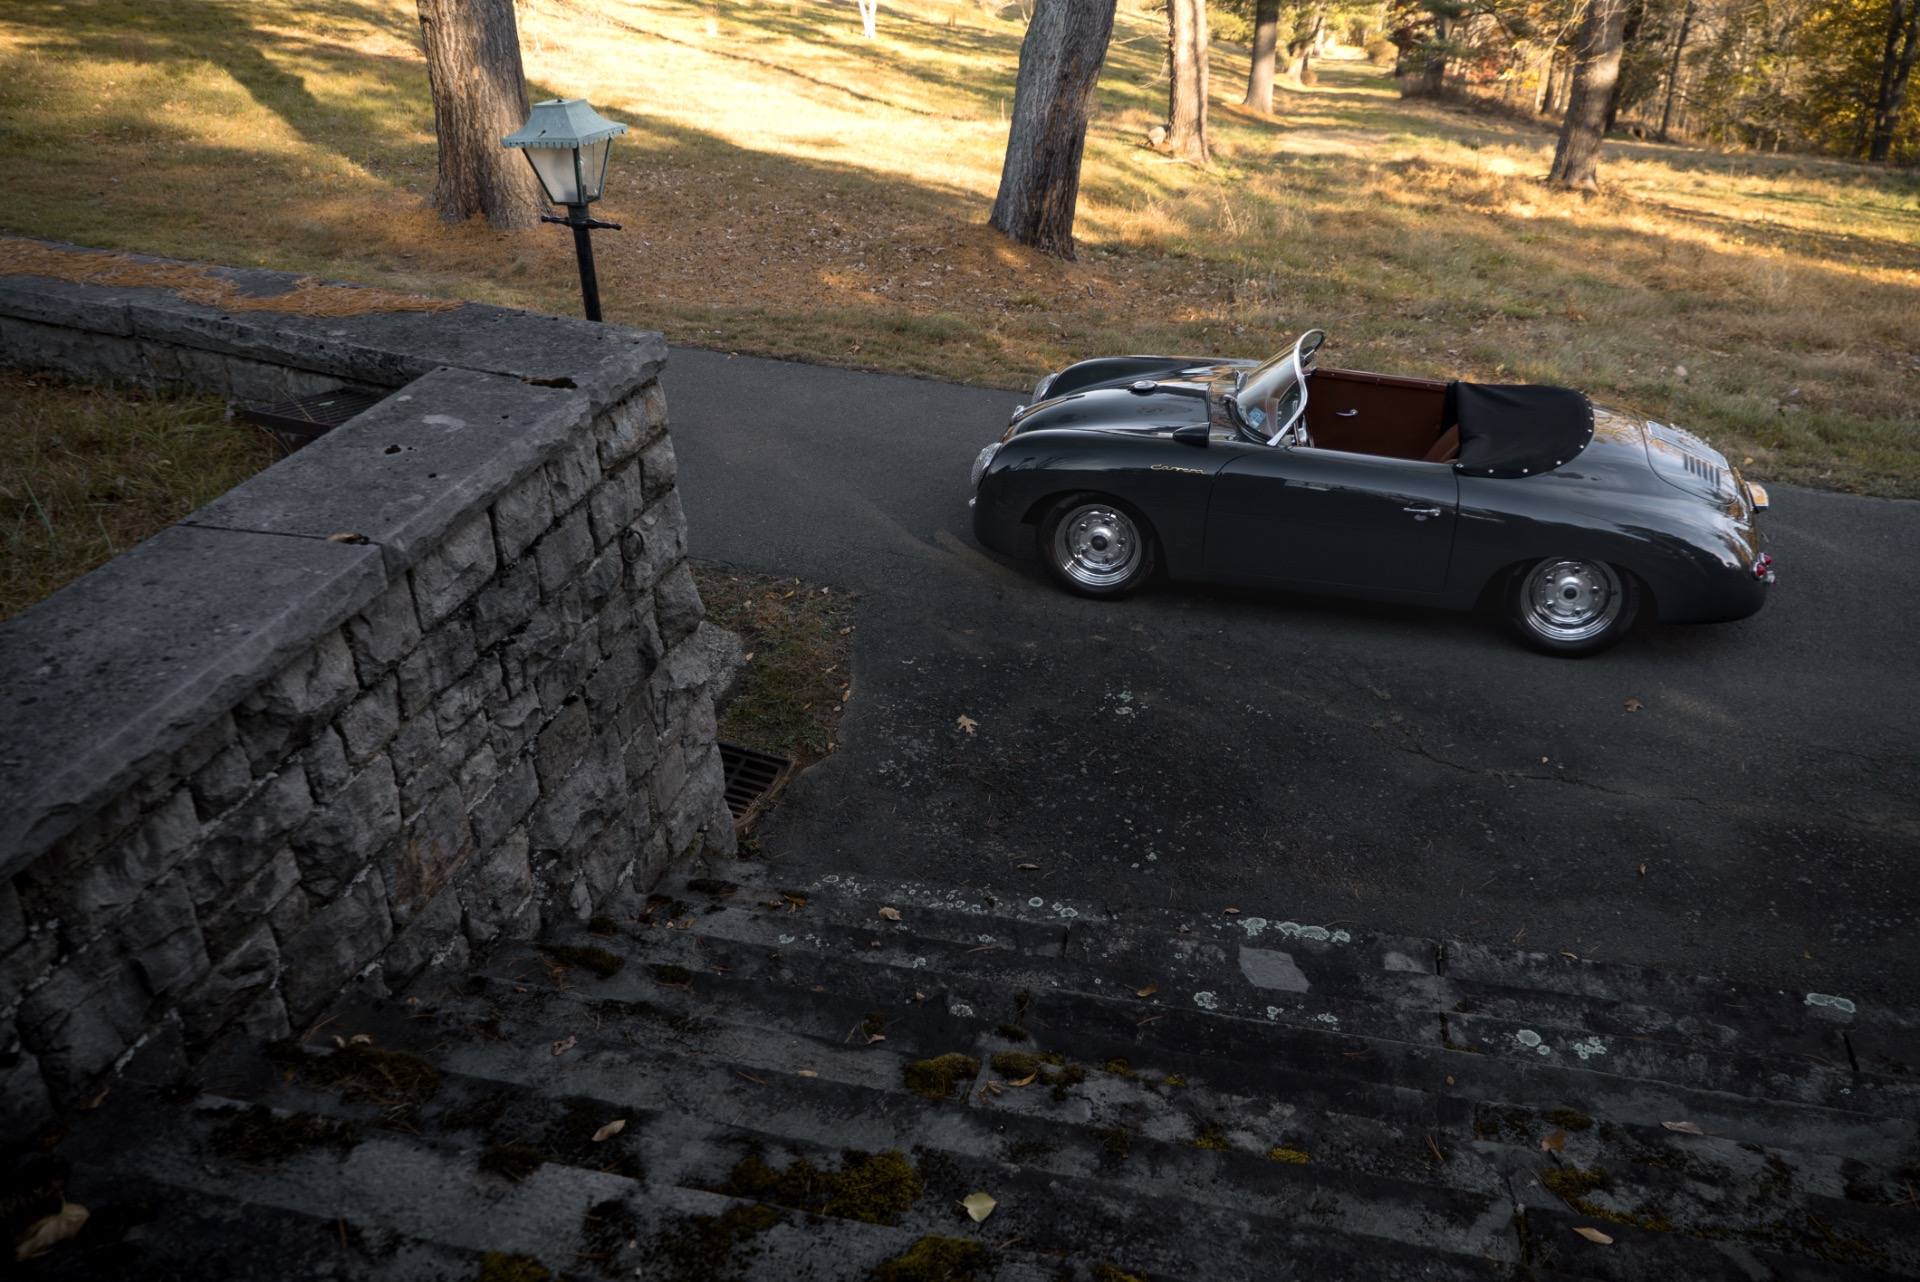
[0,0,1914,492]
[0,371,281,620]
[692,564,855,767]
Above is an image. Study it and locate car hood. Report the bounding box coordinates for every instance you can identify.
[1008,361,1252,439]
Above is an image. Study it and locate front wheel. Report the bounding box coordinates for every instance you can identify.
[1037,495,1157,599]
[1505,557,1641,656]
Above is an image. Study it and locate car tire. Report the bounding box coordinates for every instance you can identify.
[1037,495,1158,599]
[1505,557,1642,657]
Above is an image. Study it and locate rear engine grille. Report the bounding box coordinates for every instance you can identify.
[1682,452,1724,489]
[719,741,792,825]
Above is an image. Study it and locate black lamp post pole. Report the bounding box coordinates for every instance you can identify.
[543,204,622,324]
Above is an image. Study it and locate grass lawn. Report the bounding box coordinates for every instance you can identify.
[1,0,1915,495]
[0,371,280,620]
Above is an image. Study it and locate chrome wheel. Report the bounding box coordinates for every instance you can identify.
[1052,504,1143,590]
[1519,558,1624,643]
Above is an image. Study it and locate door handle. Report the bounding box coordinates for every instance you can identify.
[1403,505,1443,518]
[1335,409,1358,417]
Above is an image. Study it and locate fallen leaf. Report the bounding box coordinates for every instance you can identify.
[1572,1226,1614,1245]
[1541,1128,1566,1151]
[551,1036,577,1056]
[591,1119,627,1143]
[962,1192,998,1223]
[79,1085,111,1111]
[331,1035,347,1048]
[1560,951,1579,960]
[1222,907,1241,916]
[1639,864,1647,875]
[326,531,366,544]
[1661,1120,1706,1135]
[1623,698,1643,712]
[957,714,978,734]
[1135,984,1160,998]
[1016,863,1039,870]
[912,991,928,1001]
[14,1202,88,1261]
[796,1069,819,1077]
[1446,1076,1455,1086]
[1177,924,1192,934]
[1541,756,1549,763]
[349,1033,373,1046]
[1009,1073,1037,1088]
[878,906,902,922]
[866,1034,887,1045]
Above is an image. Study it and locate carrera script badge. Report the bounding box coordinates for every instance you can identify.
[1151,463,1206,476]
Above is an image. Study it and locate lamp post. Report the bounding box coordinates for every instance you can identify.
[502,98,630,322]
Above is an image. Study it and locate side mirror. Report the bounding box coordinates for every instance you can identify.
[1171,424,1210,447]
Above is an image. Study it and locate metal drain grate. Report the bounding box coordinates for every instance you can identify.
[238,387,387,452]
[719,741,792,823]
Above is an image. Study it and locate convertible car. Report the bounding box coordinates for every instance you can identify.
[969,331,1772,656]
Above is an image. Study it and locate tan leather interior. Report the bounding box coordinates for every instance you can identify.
[1303,367,1452,462]
[1422,425,1460,463]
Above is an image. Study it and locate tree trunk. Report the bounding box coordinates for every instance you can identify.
[1603,0,1644,134]
[416,0,546,228]
[1167,0,1210,164]
[989,0,1119,259]
[1243,0,1280,112]
[1411,12,1449,96]
[1657,0,1693,140]
[1298,10,1325,83]
[1548,0,1631,189]
[1868,0,1920,161]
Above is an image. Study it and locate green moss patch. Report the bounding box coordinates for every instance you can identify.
[1192,1121,1233,1152]
[1540,1164,1675,1232]
[539,943,625,978]
[588,914,620,936]
[868,1235,988,1282]
[1267,1144,1311,1164]
[650,963,695,987]
[1095,1125,1133,1159]
[1094,1265,1148,1282]
[713,1149,923,1225]
[994,1023,1031,1042]
[269,1042,442,1127]
[475,1252,551,1282]
[903,1053,979,1100]
[988,1050,1086,1100]
[581,1198,643,1279]
[1545,1107,1594,1132]
[646,1204,786,1282]
[207,1106,359,1165]
[693,566,857,767]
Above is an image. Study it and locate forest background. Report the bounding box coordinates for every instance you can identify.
[0,0,1913,506]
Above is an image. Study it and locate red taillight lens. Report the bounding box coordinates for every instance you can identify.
[1752,553,1774,580]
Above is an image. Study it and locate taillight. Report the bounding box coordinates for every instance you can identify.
[1752,553,1774,582]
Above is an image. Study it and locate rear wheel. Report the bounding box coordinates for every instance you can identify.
[1037,495,1157,599]
[1505,557,1640,656]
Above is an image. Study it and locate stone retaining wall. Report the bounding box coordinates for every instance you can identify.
[0,240,734,1136]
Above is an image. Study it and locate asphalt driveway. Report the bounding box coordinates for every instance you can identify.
[665,347,1920,1010]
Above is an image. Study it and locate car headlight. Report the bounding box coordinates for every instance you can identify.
[971,442,1000,489]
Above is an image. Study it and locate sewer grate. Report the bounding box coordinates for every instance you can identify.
[719,741,792,825]
[237,387,387,452]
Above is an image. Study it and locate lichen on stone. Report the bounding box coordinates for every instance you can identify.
[475,1252,551,1282]
[1267,1144,1311,1164]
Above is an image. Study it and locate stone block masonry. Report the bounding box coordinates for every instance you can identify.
[0,239,734,1136]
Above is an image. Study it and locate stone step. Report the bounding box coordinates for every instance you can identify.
[666,865,1920,1080]
[520,897,1920,1172]
[385,942,1920,1279]
[621,879,1920,1123]
[51,1076,1074,1282]
[16,1166,511,1282]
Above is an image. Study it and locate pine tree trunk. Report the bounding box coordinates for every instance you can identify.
[988,0,1119,259]
[1243,0,1280,112]
[1603,0,1643,134]
[1868,0,1920,162]
[1167,0,1210,164]
[1548,0,1631,189]
[417,0,546,229]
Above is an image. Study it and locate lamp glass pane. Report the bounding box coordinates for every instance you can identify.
[525,147,581,205]
[578,138,613,202]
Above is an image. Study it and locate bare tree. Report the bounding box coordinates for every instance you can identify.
[1243,0,1282,111]
[989,0,1120,258]
[1657,0,1694,140]
[416,0,546,228]
[856,0,880,39]
[1167,0,1210,163]
[1548,0,1633,187]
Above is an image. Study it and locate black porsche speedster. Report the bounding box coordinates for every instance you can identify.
[969,331,1773,656]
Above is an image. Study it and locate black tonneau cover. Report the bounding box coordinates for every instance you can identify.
[1444,382,1594,478]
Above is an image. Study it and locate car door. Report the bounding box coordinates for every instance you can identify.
[1202,445,1460,594]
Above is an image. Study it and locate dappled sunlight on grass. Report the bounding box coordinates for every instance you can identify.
[0,0,1914,493]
